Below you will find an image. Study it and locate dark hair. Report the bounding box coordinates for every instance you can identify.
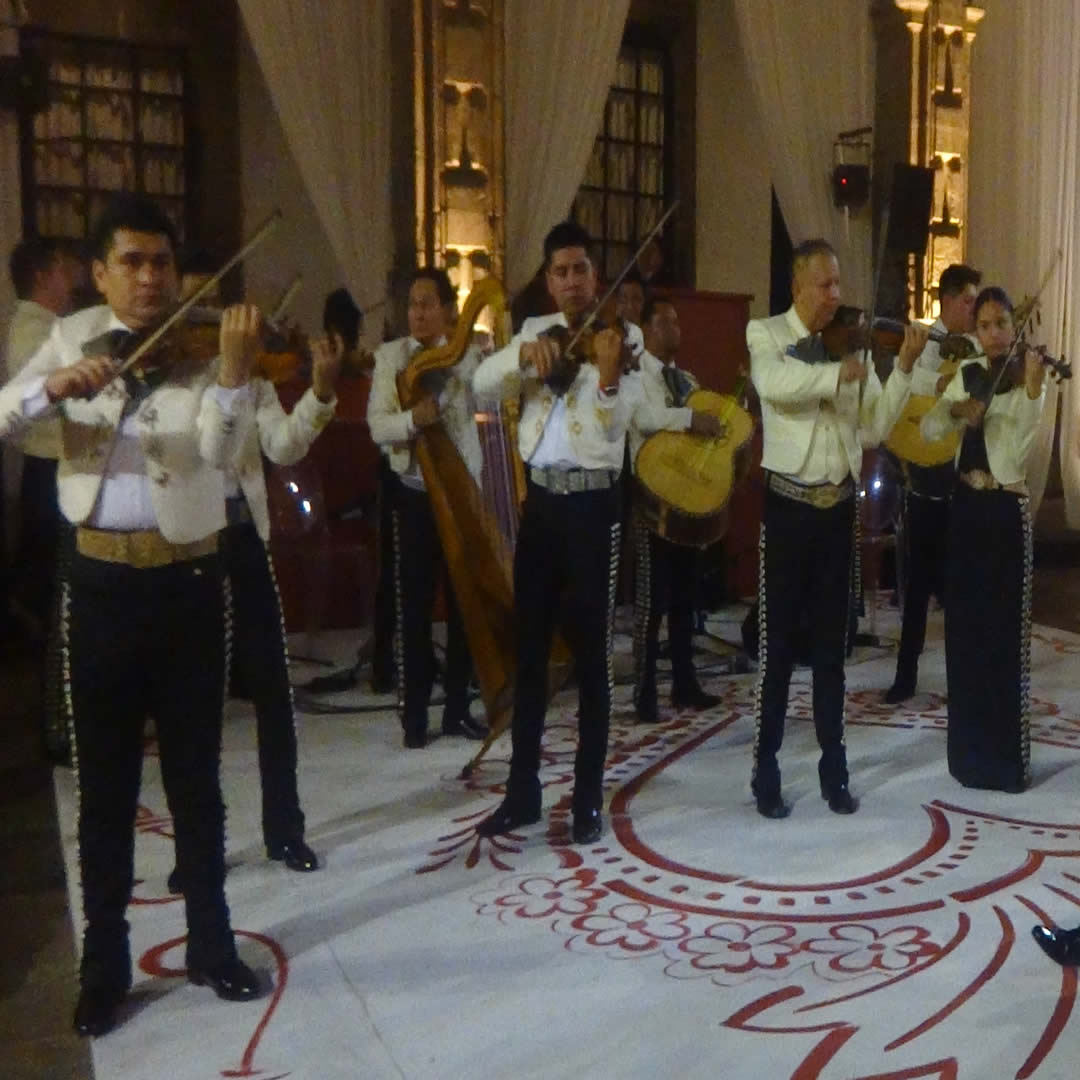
[408,266,456,307]
[180,249,220,277]
[89,192,178,262]
[938,263,982,297]
[9,236,65,299]
[790,238,837,282]
[323,287,362,351]
[543,221,594,268]
[640,295,674,328]
[974,285,1013,319]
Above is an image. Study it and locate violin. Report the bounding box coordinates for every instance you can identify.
[964,345,1072,402]
[537,295,637,394]
[791,306,978,364]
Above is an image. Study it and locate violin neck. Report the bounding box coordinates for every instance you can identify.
[873,316,948,344]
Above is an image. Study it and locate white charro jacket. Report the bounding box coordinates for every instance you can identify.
[472,312,645,471]
[748,306,912,482]
[0,304,250,543]
[367,335,483,482]
[920,355,1047,486]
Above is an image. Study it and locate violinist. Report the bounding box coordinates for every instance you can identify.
[920,286,1048,794]
[747,238,923,820]
[473,220,645,845]
[367,267,487,748]
[163,266,342,893]
[630,296,724,723]
[0,193,264,1036]
[884,263,982,705]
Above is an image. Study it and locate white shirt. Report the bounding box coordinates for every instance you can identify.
[627,348,694,466]
[3,299,62,458]
[909,318,978,398]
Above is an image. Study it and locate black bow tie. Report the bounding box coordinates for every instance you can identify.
[662,364,693,406]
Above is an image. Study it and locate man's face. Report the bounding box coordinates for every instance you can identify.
[545,245,597,320]
[37,252,85,317]
[616,281,645,326]
[407,277,451,346]
[91,229,178,329]
[939,283,977,334]
[792,252,841,333]
[644,301,680,360]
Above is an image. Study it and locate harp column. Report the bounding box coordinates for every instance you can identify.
[873,0,985,319]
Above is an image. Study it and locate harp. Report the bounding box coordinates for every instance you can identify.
[396,277,569,777]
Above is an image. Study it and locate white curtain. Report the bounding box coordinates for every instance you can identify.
[236,0,391,344]
[968,1,1080,519]
[730,0,875,306]
[503,0,630,292]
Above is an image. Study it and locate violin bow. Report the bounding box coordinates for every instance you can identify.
[269,273,302,324]
[982,247,1063,399]
[110,209,283,380]
[858,202,891,410]
[562,200,680,359]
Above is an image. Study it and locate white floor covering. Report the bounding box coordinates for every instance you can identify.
[57,602,1080,1079]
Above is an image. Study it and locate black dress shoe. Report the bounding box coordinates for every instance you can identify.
[403,728,427,749]
[671,684,722,711]
[73,984,127,1037]
[572,808,603,845]
[188,955,263,1001]
[476,798,542,838]
[441,712,489,741]
[634,694,660,725]
[753,790,791,819]
[883,679,916,705]
[267,838,319,872]
[1032,924,1080,966]
[822,783,858,814]
[167,866,182,894]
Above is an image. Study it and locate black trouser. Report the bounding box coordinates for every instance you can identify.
[223,521,304,848]
[633,514,698,703]
[507,480,621,816]
[371,456,397,687]
[894,490,949,681]
[392,480,471,735]
[13,455,61,627]
[68,549,234,991]
[752,486,854,798]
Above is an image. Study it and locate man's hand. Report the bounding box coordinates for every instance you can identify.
[935,372,952,395]
[44,355,117,402]
[689,411,725,438]
[592,326,624,389]
[217,304,263,388]
[411,395,440,431]
[951,397,986,427]
[1024,346,1047,399]
[310,335,343,402]
[838,355,866,385]
[520,337,563,380]
[896,323,929,374]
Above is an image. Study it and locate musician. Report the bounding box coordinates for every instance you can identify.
[473,221,644,845]
[884,263,981,704]
[367,267,486,747]
[615,270,647,328]
[4,237,84,763]
[921,286,1046,793]
[163,281,342,893]
[630,296,724,723]
[0,193,264,1035]
[748,238,923,819]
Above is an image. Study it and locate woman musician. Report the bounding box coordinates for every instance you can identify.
[920,286,1049,793]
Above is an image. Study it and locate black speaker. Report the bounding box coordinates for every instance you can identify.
[886,164,934,253]
[832,164,870,209]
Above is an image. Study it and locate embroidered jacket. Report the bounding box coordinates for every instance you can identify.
[0,305,250,543]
